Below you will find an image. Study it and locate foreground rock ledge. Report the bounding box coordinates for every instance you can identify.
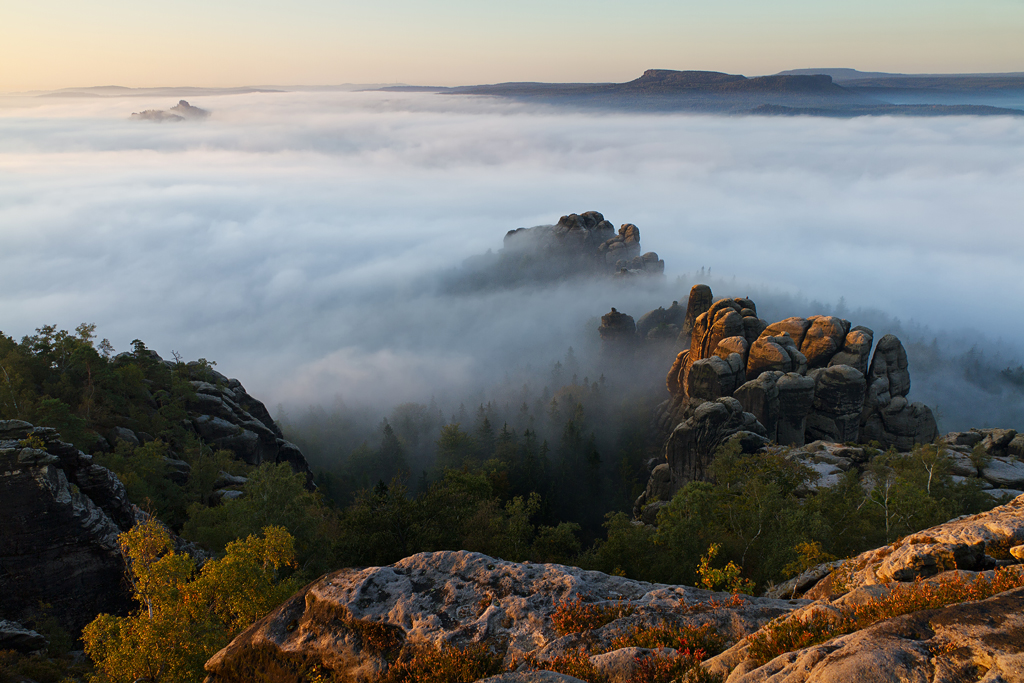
[203,551,802,683]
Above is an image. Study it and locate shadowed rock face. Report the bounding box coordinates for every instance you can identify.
[102,352,314,487]
[0,420,141,633]
[665,397,768,488]
[681,285,713,343]
[203,551,803,683]
[860,334,938,450]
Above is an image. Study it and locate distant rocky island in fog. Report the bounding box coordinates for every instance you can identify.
[130,99,210,122]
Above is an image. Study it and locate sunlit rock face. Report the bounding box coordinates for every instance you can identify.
[204,550,801,683]
[649,284,937,454]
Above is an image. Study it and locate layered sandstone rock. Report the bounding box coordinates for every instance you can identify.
[652,285,933,453]
[805,365,866,444]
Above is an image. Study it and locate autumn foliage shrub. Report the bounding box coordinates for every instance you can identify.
[82,520,301,683]
[379,642,502,683]
[630,647,722,683]
[551,594,636,635]
[610,622,724,656]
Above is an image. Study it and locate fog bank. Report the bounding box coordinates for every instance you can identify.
[1,90,1022,433]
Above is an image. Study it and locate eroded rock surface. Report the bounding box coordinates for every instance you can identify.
[803,494,1024,598]
[204,551,803,683]
[715,585,1024,683]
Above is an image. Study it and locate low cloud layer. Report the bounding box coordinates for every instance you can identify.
[1,91,1022,431]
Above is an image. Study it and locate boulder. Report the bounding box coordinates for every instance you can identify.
[867,333,911,399]
[981,428,1019,457]
[861,399,939,451]
[800,316,850,369]
[746,334,807,381]
[213,471,249,489]
[686,354,746,401]
[163,457,192,485]
[805,365,866,444]
[598,308,637,349]
[860,334,936,450]
[636,301,684,339]
[203,551,803,683]
[713,336,750,366]
[665,397,768,490]
[0,619,47,653]
[686,300,746,389]
[645,463,673,502]
[108,426,140,447]
[827,326,873,375]
[981,457,1024,489]
[760,317,812,349]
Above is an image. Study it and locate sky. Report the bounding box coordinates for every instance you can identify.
[1,90,1023,433]
[2,0,1024,91]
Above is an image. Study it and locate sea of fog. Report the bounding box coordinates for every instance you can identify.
[1,90,1023,432]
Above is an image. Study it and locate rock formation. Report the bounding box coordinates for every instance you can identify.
[104,353,313,485]
[859,334,939,450]
[0,419,142,633]
[203,550,802,683]
[662,397,768,489]
[449,212,664,290]
[597,308,638,354]
[635,300,684,341]
[636,284,941,512]
[131,99,211,122]
[202,495,1024,683]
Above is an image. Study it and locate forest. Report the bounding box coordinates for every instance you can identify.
[0,324,1010,682]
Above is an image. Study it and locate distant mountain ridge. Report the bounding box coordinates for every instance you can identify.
[421,68,1024,117]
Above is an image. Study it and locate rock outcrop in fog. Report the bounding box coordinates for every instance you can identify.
[611,283,948,513]
[131,99,210,122]
[444,212,664,291]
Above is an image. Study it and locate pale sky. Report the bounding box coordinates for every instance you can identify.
[2,0,1024,91]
